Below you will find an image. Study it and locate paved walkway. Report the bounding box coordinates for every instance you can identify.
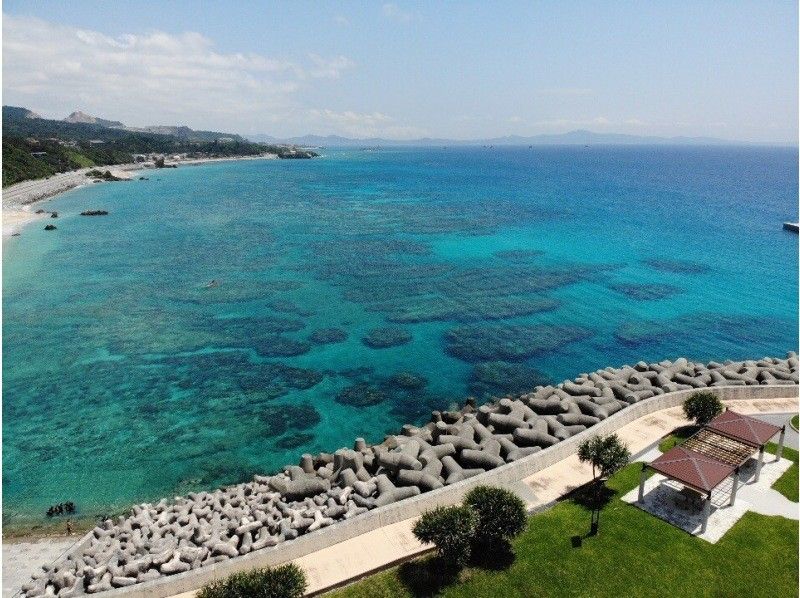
[168,396,797,597]
[7,401,794,598]
[3,537,77,598]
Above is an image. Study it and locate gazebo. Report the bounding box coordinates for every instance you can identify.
[705,410,785,482]
[638,410,786,533]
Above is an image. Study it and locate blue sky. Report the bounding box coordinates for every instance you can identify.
[3,1,797,141]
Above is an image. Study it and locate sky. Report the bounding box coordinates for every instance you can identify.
[2,1,798,142]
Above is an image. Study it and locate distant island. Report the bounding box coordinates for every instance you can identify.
[248,129,795,148]
[2,106,318,187]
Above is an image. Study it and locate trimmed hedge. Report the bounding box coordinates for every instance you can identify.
[464,485,527,546]
[412,505,477,567]
[197,563,307,598]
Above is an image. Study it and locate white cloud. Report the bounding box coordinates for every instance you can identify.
[305,108,428,138]
[307,54,355,79]
[382,3,414,23]
[1,14,357,132]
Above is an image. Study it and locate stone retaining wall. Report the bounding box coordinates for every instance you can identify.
[100,383,797,598]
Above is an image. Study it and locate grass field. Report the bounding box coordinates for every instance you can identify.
[328,450,798,597]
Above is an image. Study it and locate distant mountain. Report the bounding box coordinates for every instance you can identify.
[248,129,777,148]
[126,125,245,143]
[64,110,124,128]
[4,106,43,120]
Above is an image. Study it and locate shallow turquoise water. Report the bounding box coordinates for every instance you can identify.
[3,146,798,525]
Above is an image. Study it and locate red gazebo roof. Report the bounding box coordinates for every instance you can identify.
[649,446,736,493]
[705,410,781,448]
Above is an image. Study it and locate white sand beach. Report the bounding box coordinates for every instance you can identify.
[1,155,280,240]
[2,165,141,239]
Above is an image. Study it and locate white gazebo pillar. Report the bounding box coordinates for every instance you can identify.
[754,446,765,483]
[775,426,786,462]
[638,464,648,502]
[700,493,712,534]
[729,468,739,506]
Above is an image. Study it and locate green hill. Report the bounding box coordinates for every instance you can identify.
[2,106,316,187]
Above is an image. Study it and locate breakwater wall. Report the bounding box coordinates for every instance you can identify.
[21,355,799,597]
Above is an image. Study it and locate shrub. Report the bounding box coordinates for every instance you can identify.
[464,485,527,546]
[412,505,477,568]
[683,391,723,426]
[197,563,307,598]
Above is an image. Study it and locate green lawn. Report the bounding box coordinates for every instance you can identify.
[769,442,798,502]
[328,463,798,598]
[792,414,799,431]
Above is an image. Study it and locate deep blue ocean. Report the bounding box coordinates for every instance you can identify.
[3,146,798,526]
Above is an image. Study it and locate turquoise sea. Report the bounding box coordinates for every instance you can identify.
[3,146,798,527]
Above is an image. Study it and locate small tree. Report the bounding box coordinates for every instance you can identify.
[578,434,631,483]
[412,505,477,568]
[683,391,723,426]
[464,485,527,548]
[197,563,306,598]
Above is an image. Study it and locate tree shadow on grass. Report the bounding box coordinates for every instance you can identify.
[564,479,617,544]
[469,540,516,571]
[398,556,461,597]
[568,479,617,512]
[397,545,516,597]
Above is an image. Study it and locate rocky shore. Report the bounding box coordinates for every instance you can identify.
[20,354,799,596]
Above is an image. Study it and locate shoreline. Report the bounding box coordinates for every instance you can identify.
[5,355,797,596]
[1,164,142,239]
[5,391,795,598]
[1,154,280,240]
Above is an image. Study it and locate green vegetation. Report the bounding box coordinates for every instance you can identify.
[2,106,317,186]
[412,505,477,568]
[768,442,798,502]
[658,425,697,453]
[329,464,798,598]
[577,433,630,483]
[791,414,799,431]
[682,391,723,426]
[463,486,527,547]
[197,563,306,598]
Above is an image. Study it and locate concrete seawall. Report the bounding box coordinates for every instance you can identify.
[95,383,797,598]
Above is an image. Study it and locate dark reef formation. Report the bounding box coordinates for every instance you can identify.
[361,327,412,349]
[21,354,798,596]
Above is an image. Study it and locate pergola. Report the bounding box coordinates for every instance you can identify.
[705,410,785,481]
[638,410,786,533]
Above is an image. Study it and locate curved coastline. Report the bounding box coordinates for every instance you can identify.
[18,354,799,597]
[1,154,282,239]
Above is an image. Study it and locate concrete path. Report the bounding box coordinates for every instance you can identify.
[3,538,78,598]
[166,396,797,598]
[753,412,798,449]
